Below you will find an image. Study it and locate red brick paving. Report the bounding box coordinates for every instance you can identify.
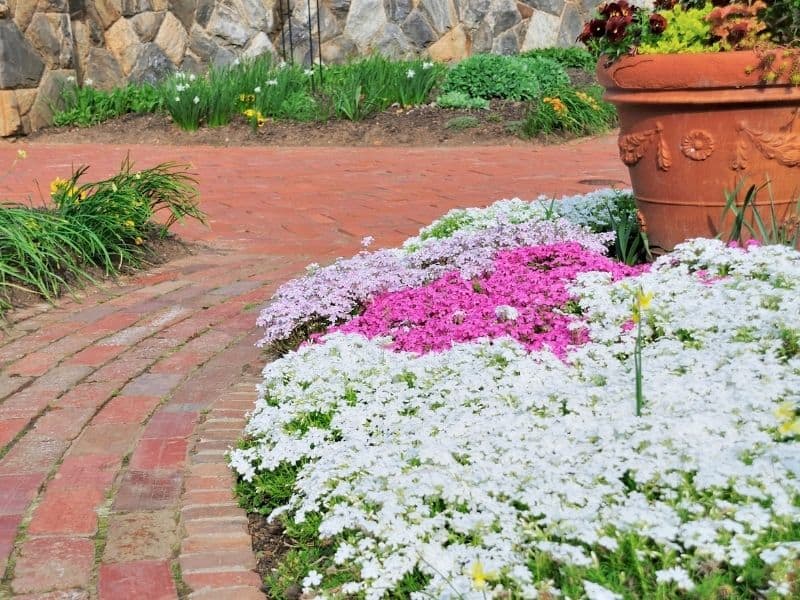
[0,138,628,597]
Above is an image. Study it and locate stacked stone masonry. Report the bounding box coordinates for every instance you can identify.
[0,0,595,136]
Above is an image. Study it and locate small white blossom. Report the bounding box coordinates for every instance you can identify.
[302,570,322,590]
[495,305,519,321]
[361,236,375,248]
[84,78,93,86]
[266,79,279,86]
[174,96,180,102]
[188,73,197,81]
[304,68,314,76]
[254,86,262,93]
[193,95,200,104]
[583,581,622,600]
[406,68,416,78]
[422,61,434,70]
[655,567,695,591]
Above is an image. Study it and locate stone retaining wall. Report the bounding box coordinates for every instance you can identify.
[0,0,595,136]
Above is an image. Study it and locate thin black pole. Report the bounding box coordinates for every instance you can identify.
[279,0,287,63]
[315,0,323,86]
[306,0,315,92]
[287,0,295,65]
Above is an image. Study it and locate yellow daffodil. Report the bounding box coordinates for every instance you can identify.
[124,220,135,228]
[470,561,497,591]
[632,288,653,324]
[636,288,654,311]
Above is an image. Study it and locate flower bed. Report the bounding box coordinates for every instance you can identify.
[231,189,800,599]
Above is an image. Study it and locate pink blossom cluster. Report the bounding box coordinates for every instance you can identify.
[333,243,647,356]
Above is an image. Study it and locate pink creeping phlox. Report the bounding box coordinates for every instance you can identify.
[333,243,647,356]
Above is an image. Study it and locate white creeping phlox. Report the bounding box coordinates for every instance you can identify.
[231,191,800,599]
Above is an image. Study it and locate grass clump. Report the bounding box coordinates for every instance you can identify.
[53,82,162,127]
[435,90,490,110]
[0,155,205,316]
[444,115,480,130]
[520,85,617,138]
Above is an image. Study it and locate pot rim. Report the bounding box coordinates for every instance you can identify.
[596,50,798,91]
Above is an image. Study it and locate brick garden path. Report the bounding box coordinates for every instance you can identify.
[0,138,628,599]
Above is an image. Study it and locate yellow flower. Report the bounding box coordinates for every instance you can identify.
[50,177,69,196]
[636,288,654,311]
[775,402,796,422]
[470,561,497,591]
[778,418,800,436]
[134,236,144,245]
[543,97,568,116]
[124,220,135,228]
[575,91,600,111]
[17,149,27,159]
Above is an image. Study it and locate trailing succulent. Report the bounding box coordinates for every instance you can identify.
[580,0,800,83]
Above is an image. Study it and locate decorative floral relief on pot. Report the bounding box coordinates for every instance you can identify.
[732,109,800,170]
[680,130,715,161]
[618,123,672,171]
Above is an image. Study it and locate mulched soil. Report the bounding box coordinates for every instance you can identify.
[28,101,536,148]
[247,513,296,598]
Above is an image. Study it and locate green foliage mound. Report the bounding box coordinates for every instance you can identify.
[441,54,542,101]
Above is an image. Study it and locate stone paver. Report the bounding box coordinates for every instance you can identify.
[0,138,628,597]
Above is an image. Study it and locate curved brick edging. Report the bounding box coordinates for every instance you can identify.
[0,138,628,598]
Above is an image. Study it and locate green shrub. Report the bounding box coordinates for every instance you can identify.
[521,47,597,72]
[440,54,542,101]
[53,82,162,127]
[523,56,571,95]
[435,91,490,110]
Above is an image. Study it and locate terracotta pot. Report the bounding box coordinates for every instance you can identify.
[597,51,800,250]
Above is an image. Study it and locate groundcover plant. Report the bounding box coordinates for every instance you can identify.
[231,189,800,599]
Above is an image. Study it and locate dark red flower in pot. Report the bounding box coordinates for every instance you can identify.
[606,14,632,42]
[649,13,668,34]
[599,1,634,19]
[590,18,607,38]
[577,22,593,43]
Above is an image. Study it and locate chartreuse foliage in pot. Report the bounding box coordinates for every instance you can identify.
[0,154,205,316]
[581,1,800,83]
